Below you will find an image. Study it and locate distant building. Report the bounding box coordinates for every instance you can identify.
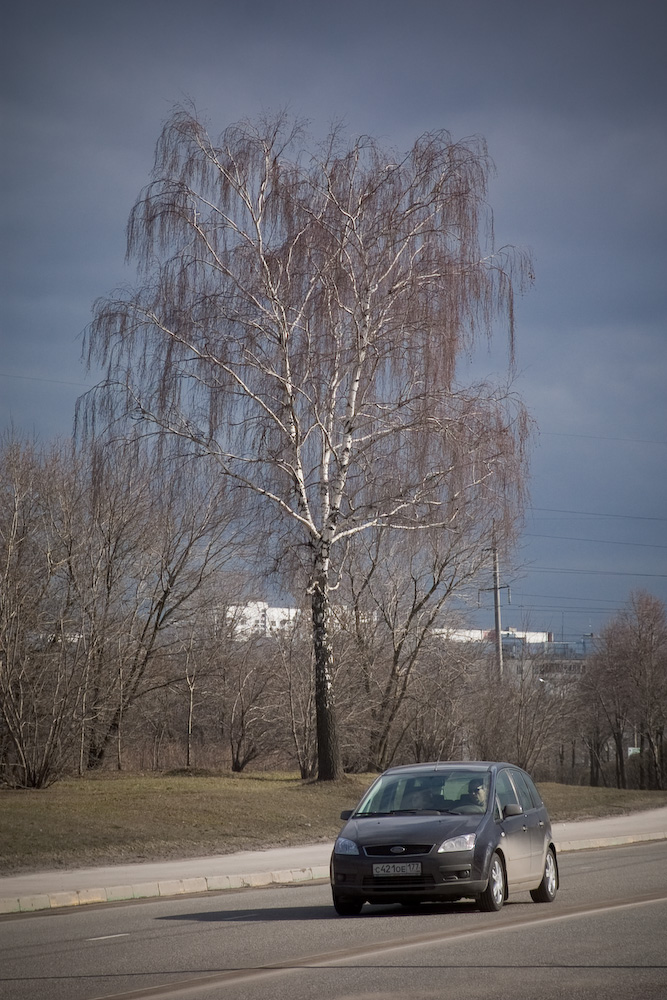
[223,604,595,677]
[227,601,301,636]
[433,626,552,647]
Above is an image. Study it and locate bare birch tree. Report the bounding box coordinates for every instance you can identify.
[82,109,531,779]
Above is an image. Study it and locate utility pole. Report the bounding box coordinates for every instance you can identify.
[492,542,504,679]
[479,533,510,679]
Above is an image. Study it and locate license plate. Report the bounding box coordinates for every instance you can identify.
[372,862,422,876]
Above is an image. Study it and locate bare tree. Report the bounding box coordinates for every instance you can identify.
[335,525,494,770]
[400,642,470,764]
[82,109,531,779]
[271,611,318,778]
[76,445,245,770]
[581,634,632,788]
[0,433,246,783]
[218,637,277,772]
[589,591,667,789]
[0,437,88,786]
[509,671,574,774]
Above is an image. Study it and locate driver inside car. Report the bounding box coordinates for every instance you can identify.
[459,778,488,808]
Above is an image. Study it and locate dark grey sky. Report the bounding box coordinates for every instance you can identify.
[2,0,666,636]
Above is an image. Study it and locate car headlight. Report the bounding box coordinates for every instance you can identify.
[437,834,476,853]
[334,836,360,855]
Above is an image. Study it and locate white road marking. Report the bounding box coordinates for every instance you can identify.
[86,933,130,941]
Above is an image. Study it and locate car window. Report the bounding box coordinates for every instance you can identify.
[521,771,543,808]
[354,769,490,814]
[510,769,535,812]
[495,769,519,812]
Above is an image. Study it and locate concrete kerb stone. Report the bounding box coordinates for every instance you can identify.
[1,864,333,914]
[239,872,273,888]
[205,874,236,892]
[270,866,329,884]
[219,874,244,890]
[158,878,208,897]
[48,891,81,908]
[105,885,137,902]
[2,831,665,915]
[130,882,160,899]
[554,831,667,853]
[77,888,108,905]
[17,895,51,913]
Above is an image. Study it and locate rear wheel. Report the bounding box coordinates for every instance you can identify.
[478,852,505,912]
[530,848,558,903]
[332,892,364,916]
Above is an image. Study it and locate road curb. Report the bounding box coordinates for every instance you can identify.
[553,831,667,853]
[2,834,666,914]
[0,864,331,914]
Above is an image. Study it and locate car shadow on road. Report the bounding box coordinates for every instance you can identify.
[157,900,490,922]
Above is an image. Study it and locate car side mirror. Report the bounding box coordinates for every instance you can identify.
[340,809,353,821]
[503,803,523,818]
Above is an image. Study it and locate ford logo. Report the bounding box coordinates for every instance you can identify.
[390,845,406,854]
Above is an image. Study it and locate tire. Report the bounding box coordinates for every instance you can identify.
[332,892,364,916]
[478,852,505,912]
[530,848,558,903]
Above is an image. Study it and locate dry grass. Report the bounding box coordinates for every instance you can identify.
[1,771,666,875]
[0,771,373,874]
[537,782,667,821]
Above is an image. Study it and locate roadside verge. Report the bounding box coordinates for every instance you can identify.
[2,821,666,915]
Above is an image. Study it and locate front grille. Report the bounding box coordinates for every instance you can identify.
[363,844,433,857]
[363,874,437,890]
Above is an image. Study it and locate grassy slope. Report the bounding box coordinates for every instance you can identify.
[1,771,666,875]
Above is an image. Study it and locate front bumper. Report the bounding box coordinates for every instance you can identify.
[331,850,488,903]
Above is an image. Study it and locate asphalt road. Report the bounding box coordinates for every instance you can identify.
[1,842,666,1000]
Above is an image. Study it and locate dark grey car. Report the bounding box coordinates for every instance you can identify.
[330,761,558,915]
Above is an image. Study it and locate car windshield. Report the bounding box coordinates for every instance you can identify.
[354,769,491,815]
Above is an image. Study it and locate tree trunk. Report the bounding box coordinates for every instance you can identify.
[613,727,626,789]
[588,729,601,786]
[186,680,195,769]
[311,577,342,781]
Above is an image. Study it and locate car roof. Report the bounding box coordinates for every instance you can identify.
[380,761,516,776]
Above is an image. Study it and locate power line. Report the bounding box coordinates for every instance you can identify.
[524,533,667,549]
[541,431,667,446]
[0,371,92,388]
[528,571,667,582]
[528,505,667,522]
[508,605,623,615]
[512,591,623,604]
[479,603,620,615]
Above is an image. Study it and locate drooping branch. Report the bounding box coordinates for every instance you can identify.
[81,109,532,779]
